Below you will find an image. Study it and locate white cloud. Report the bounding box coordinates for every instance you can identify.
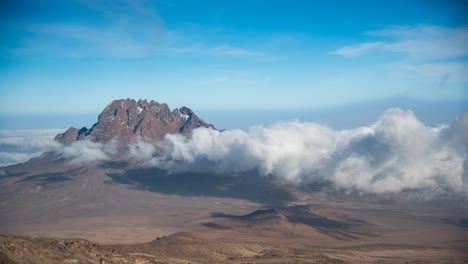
[59,140,115,165]
[2,110,467,198]
[331,109,464,193]
[332,25,468,60]
[367,25,468,60]
[126,139,162,167]
[0,129,63,167]
[19,22,162,58]
[13,24,274,60]
[13,11,271,60]
[165,44,275,60]
[331,42,384,57]
[331,25,468,87]
[11,0,165,58]
[157,109,467,195]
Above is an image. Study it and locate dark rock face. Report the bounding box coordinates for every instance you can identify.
[54,99,215,144]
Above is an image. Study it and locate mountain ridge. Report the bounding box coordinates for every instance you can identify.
[54,98,215,144]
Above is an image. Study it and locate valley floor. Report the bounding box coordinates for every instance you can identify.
[1,158,468,263]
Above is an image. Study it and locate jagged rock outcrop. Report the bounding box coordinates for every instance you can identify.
[54,99,215,144]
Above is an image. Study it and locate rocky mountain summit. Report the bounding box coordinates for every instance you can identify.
[54,99,215,144]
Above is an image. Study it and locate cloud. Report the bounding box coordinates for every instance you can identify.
[162,122,336,182]
[8,1,273,60]
[367,25,468,61]
[59,140,116,165]
[126,139,161,166]
[332,25,468,60]
[331,42,384,57]
[4,0,165,58]
[14,22,272,59]
[165,44,275,60]
[3,109,467,198]
[330,109,464,193]
[331,25,468,87]
[49,137,160,167]
[21,23,161,58]
[156,109,467,195]
[0,129,63,167]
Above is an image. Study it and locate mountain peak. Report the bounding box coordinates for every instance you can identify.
[54,98,215,144]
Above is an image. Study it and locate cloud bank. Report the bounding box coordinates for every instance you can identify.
[159,109,466,195]
[0,129,62,167]
[2,109,467,197]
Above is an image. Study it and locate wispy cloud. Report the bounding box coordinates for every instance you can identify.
[197,71,271,88]
[332,25,468,60]
[19,23,161,58]
[11,0,165,58]
[199,77,229,86]
[15,23,273,60]
[331,25,468,86]
[331,42,384,57]
[9,1,275,60]
[166,44,276,60]
[368,25,468,61]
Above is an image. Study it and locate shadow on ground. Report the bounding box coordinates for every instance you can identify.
[211,207,353,229]
[107,167,296,206]
[14,172,73,184]
[206,205,373,240]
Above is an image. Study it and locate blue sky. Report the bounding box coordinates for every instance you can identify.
[0,0,467,128]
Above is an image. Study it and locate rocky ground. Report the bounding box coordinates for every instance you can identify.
[3,232,467,264]
[0,233,345,264]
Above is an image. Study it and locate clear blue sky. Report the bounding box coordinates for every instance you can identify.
[0,0,467,119]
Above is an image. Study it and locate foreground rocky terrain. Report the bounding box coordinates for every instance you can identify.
[2,232,466,264]
[0,232,340,264]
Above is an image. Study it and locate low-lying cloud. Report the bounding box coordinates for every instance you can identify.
[0,129,63,167]
[160,109,467,195]
[2,109,467,197]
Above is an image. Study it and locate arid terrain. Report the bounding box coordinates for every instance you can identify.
[2,232,466,264]
[0,99,467,263]
[1,154,467,263]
